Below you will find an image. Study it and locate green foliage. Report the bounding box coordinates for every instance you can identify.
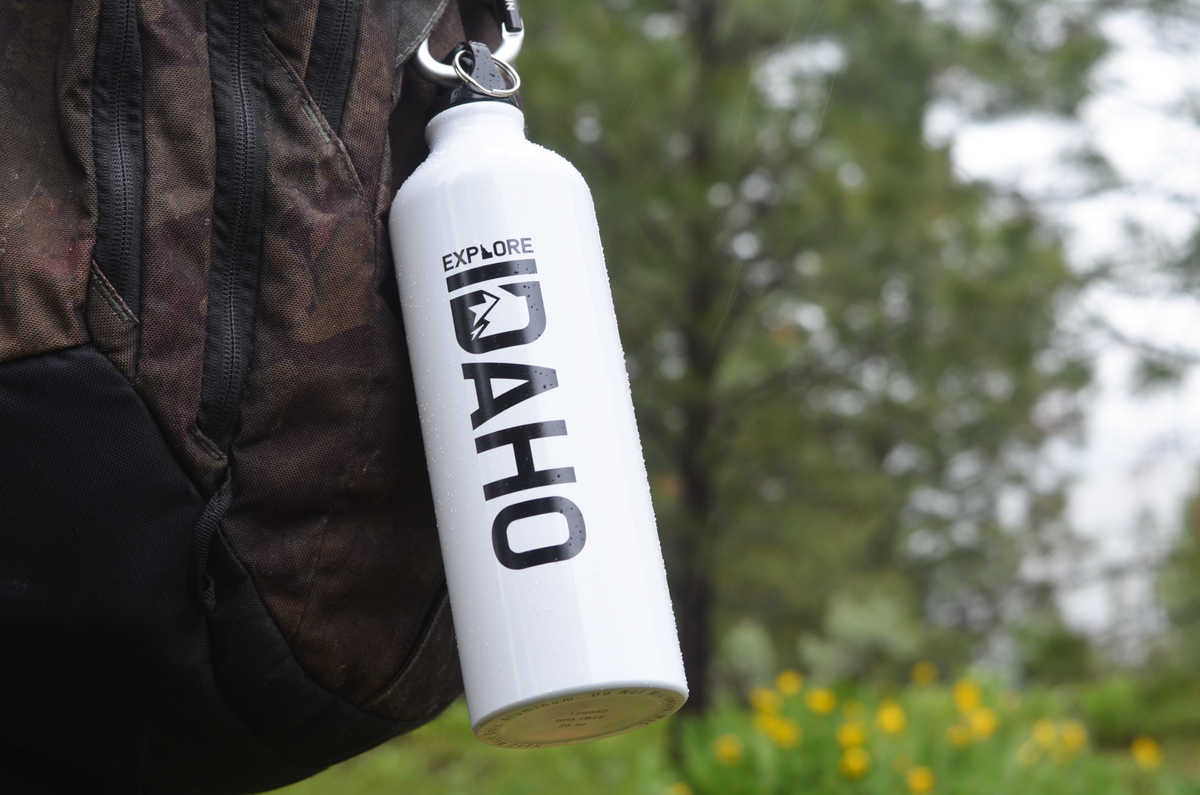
[1011,613,1094,684]
[797,577,925,683]
[269,682,1200,795]
[1082,672,1200,747]
[270,701,679,795]
[1131,354,1188,395]
[1161,478,1200,669]
[517,0,1101,692]
[1081,675,1141,746]
[682,679,1117,795]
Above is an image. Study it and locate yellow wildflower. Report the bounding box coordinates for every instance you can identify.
[749,686,782,714]
[712,734,744,766]
[946,723,970,748]
[776,669,804,696]
[1061,720,1087,753]
[666,784,693,795]
[805,687,838,715]
[906,766,936,795]
[839,747,871,779]
[1032,718,1057,749]
[837,721,868,748]
[952,679,981,714]
[911,661,939,686]
[876,700,907,735]
[968,708,998,740]
[754,713,801,748]
[1015,740,1041,767]
[769,717,801,749]
[1131,736,1162,770]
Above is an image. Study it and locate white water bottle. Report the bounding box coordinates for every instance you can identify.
[388,44,687,748]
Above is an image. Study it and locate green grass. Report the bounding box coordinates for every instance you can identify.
[270,700,682,795]
[271,678,1200,795]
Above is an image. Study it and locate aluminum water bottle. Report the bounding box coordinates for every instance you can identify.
[388,45,687,748]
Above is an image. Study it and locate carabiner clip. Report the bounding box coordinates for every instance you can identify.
[413,0,524,88]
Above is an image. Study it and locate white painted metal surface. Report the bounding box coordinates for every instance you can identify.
[388,101,687,748]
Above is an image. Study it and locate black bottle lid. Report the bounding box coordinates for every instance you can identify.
[428,41,521,121]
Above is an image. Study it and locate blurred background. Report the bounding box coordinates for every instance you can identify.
[278,0,1200,791]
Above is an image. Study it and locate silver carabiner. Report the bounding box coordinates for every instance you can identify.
[413,13,524,88]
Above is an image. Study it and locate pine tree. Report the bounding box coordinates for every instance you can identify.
[518,0,1102,708]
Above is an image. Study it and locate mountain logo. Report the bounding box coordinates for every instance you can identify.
[467,290,501,340]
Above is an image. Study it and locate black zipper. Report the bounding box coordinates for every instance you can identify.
[92,0,144,318]
[196,0,267,452]
[304,0,363,135]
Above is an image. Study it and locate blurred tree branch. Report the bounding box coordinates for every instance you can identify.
[520,0,1111,709]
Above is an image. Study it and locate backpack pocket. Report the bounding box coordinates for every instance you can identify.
[193,0,269,463]
[192,16,459,746]
[92,0,145,321]
[304,0,365,136]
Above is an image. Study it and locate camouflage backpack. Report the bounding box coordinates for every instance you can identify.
[0,1,501,792]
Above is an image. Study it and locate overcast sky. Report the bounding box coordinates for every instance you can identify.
[938,6,1200,644]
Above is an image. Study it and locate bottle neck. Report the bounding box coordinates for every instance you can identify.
[425,102,527,152]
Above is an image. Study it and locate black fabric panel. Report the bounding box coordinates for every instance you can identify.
[0,346,315,794]
[197,0,268,451]
[0,744,150,795]
[205,530,417,769]
[304,0,362,134]
[92,0,145,317]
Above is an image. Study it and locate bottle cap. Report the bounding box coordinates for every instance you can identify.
[428,41,521,121]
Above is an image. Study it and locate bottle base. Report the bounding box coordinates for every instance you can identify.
[472,684,687,748]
